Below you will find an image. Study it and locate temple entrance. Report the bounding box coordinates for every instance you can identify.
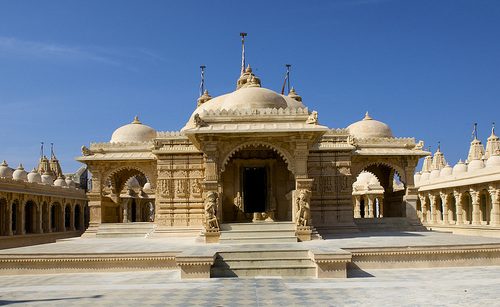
[243,167,267,213]
[221,145,295,223]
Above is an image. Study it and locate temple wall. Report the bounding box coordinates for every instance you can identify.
[155,153,205,227]
[307,150,355,230]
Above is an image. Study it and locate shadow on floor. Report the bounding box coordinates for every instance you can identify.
[0,294,102,306]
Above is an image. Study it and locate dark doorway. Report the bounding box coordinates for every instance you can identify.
[131,200,137,222]
[243,167,267,213]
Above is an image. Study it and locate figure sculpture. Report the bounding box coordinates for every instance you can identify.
[306,111,318,125]
[296,190,311,226]
[204,191,219,230]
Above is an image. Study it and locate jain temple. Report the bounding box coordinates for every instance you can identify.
[1,38,500,279]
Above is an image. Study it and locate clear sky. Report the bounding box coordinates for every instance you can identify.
[0,0,499,173]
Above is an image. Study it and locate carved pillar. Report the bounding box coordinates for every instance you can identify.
[294,142,309,179]
[60,204,66,232]
[122,199,129,223]
[440,192,449,225]
[470,190,481,225]
[36,203,43,233]
[353,196,361,218]
[453,191,463,225]
[489,189,499,226]
[378,198,384,218]
[295,178,314,241]
[403,187,419,220]
[363,196,369,218]
[17,201,24,235]
[70,204,76,231]
[5,197,12,236]
[367,195,374,218]
[429,194,437,224]
[418,195,426,223]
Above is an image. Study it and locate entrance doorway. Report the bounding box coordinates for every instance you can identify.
[243,167,267,213]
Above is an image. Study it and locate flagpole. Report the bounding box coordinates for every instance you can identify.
[240,32,247,75]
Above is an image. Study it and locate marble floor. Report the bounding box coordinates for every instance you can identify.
[0,266,499,306]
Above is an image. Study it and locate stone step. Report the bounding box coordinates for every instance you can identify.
[220,229,296,238]
[217,250,309,259]
[220,222,295,231]
[95,233,148,238]
[96,223,155,238]
[219,236,297,243]
[211,266,316,278]
[215,258,312,267]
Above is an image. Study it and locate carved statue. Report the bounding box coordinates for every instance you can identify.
[306,111,319,125]
[81,145,93,156]
[193,113,207,127]
[204,191,219,230]
[415,140,424,150]
[295,190,311,226]
[234,192,243,211]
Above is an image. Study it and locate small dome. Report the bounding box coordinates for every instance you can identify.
[27,168,42,183]
[54,176,67,187]
[143,182,152,190]
[41,172,54,185]
[486,155,500,168]
[452,160,467,174]
[347,112,393,139]
[467,159,484,172]
[12,164,28,181]
[354,171,380,186]
[126,177,141,189]
[110,116,156,143]
[414,172,421,183]
[65,176,77,188]
[0,160,14,178]
[429,169,440,179]
[440,164,453,177]
[420,171,430,181]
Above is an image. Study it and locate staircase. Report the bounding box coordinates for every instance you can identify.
[96,222,156,238]
[211,249,316,278]
[354,217,426,232]
[219,222,297,243]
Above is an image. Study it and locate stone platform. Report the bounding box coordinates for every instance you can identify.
[1,231,500,279]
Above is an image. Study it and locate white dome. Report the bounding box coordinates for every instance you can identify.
[414,172,421,183]
[143,182,152,190]
[420,171,430,181]
[0,161,14,178]
[41,172,54,185]
[486,155,500,168]
[440,164,453,177]
[27,168,42,183]
[467,159,484,172]
[54,176,67,187]
[429,169,440,179]
[347,112,393,139]
[12,164,28,181]
[65,176,77,188]
[354,171,380,186]
[110,116,156,143]
[126,177,141,189]
[452,160,467,174]
[192,87,304,115]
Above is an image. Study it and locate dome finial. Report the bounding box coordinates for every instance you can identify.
[132,116,141,124]
[437,141,441,152]
[364,112,372,120]
[492,122,496,137]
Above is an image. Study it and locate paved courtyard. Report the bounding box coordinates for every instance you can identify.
[0,266,499,306]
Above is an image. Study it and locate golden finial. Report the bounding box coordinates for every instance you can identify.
[364,112,372,120]
[132,116,141,124]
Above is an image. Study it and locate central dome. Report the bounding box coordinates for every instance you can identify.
[221,87,288,110]
[111,116,156,143]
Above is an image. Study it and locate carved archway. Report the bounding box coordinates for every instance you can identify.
[221,141,295,174]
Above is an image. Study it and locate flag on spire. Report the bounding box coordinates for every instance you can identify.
[240,32,247,75]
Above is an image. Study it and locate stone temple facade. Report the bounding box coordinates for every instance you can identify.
[77,64,430,242]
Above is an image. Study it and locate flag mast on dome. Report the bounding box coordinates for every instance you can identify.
[199,65,206,97]
[281,64,291,95]
[240,32,247,75]
[472,122,478,140]
[40,142,44,159]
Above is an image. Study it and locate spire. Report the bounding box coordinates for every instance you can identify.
[240,32,247,75]
[288,87,302,102]
[485,122,500,159]
[431,142,447,170]
[199,65,206,97]
[363,112,373,120]
[472,122,478,140]
[421,153,433,172]
[132,116,141,124]
[50,142,55,159]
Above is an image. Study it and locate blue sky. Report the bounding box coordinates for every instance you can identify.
[0,0,499,172]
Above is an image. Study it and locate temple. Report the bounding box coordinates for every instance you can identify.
[77,62,430,242]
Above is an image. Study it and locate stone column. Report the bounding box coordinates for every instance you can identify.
[470,190,481,225]
[70,205,76,231]
[353,196,361,218]
[419,195,426,223]
[5,198,12,236]
[17,201,25,235]
[440,192,449,225]
[489,189,499,226]
[429,194,437,224]
[36,204,43,233]
[363,196,369,218]
[453,191,463,225]
[122,199,129,223]
[378,198,384,218]
[367,195,374,218]
[60,204,66,232]
[294,178,314,241]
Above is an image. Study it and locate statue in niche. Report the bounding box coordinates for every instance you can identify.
[306,111,319,124]
[191,179,201,195]
[204,191,219,230]
[295,190,311,227]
